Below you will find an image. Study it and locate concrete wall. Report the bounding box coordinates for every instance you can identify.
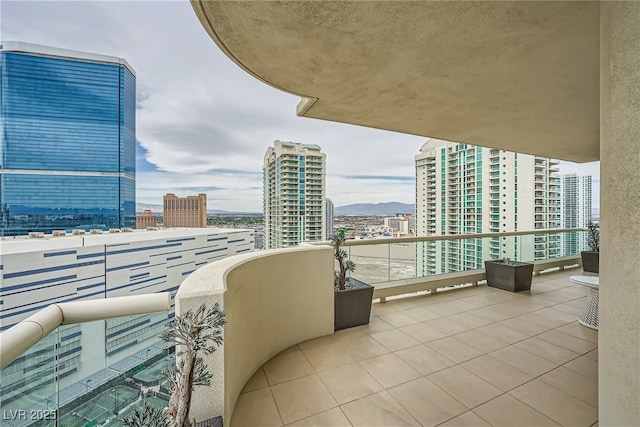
[599,2,640,425]
[177,245,334,424]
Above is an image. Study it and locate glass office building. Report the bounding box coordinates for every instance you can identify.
[0,42,136,236]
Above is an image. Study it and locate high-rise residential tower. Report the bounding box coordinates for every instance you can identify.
[263,140,326,249]
[0,42,136,236]
[560,174,592,253]
[163,193,207,228]
[415,139,561,275]
[325,198,334,239]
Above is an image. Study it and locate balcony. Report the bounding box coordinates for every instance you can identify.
[232,268,597,426]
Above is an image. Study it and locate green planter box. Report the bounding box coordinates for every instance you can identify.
[334,277,374,330]
[485,260,534,292]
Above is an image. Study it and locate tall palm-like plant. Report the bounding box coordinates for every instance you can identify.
[162,303,226,427]
[331,234,356,290]
[120,303,226,427]
[586,221,600,252]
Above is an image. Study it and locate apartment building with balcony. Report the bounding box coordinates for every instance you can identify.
[560,175,593,254]
[415,139,561,276]
[163,193,207,228]
[263,140,326,249]
[0,42,136,236]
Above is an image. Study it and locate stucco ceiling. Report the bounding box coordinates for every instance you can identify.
[192,1,600,162]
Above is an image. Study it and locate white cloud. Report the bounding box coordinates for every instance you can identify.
[2,1,599,212]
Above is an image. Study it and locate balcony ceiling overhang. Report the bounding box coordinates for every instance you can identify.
[192,1,600,162]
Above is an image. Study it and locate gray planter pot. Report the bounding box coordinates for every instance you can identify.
[334,277,374,330]
[485,260,534,292]
[581,251,599,273]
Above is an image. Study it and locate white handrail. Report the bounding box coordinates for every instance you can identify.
[0,293,171,369]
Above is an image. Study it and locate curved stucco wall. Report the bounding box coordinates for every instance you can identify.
[176,245,334,424]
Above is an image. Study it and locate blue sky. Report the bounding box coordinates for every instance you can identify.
[3,1,599,212]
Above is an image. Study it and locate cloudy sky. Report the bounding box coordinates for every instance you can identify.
[2,1,600,213]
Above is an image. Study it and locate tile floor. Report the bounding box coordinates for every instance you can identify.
[231,269,599,426]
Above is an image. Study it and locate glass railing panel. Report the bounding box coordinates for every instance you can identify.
[0,333,57,427]
[1,314,171,427]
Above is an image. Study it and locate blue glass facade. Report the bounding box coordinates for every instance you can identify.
[0,43,136,235]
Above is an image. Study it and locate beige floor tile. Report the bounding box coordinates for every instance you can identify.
[341,391,419,426]
[509,379,598,426]
[271,374,338,424]
[515,312,568,329]
[427,299,479,316]
[395,343,456,375]
[452,329,510,353]
[534,307,578,323]
[399,322,447,343]
[468,306,514,322]
[341,335,390,361]
[359,353,421,388]
[286,407,352,426]
[446,311,495,328]
[476,322,529,344]
[427,365,502,409]
[564,355,598,380]
[359,316,395,334]
[553,302,585,316]
[333,327,367,343]
[231,387,283,427]
[537,330,597,354]
[555,322,599,344]
[298,334,337,350]
[496,316,550,337]
[302,342,355,372]
[438,410,491,427]
[378,311,421,328]
[461,354,533,391]
[370,329,420,351]
[584,348,598,361]
[403,306,441,322]
[318,362,382,404]
[264,350,316,385]
[540,366,598,407]
[514,336,580,364]
[388,377,467,426]
[489,345,557,377]
[242,367,269,393]
[278,345,301,355]
[473,394,560,426]
[424,317,472,336]
[428,336,485,364]
[371,302,400,316]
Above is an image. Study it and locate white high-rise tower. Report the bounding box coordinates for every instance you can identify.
[263,140,326,249]
[560,174,592,254]
[415,139,561,276]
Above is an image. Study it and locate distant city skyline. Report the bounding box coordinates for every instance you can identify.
[3,1,600,213]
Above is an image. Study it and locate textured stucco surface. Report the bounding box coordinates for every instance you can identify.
[599,2,640,425]
[192,1,599,162]
[177,246,334,424]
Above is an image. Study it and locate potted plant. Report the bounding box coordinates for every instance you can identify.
[332,234,374,330]
[581,221,599,273]
[484,257,534,292]
[120,303,226,427]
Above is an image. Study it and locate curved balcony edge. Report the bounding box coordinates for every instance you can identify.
[177,245,334,424]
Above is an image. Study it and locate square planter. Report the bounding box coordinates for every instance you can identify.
[485,260,534,292]
[334,277,374,330]
[581,251,599,274]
